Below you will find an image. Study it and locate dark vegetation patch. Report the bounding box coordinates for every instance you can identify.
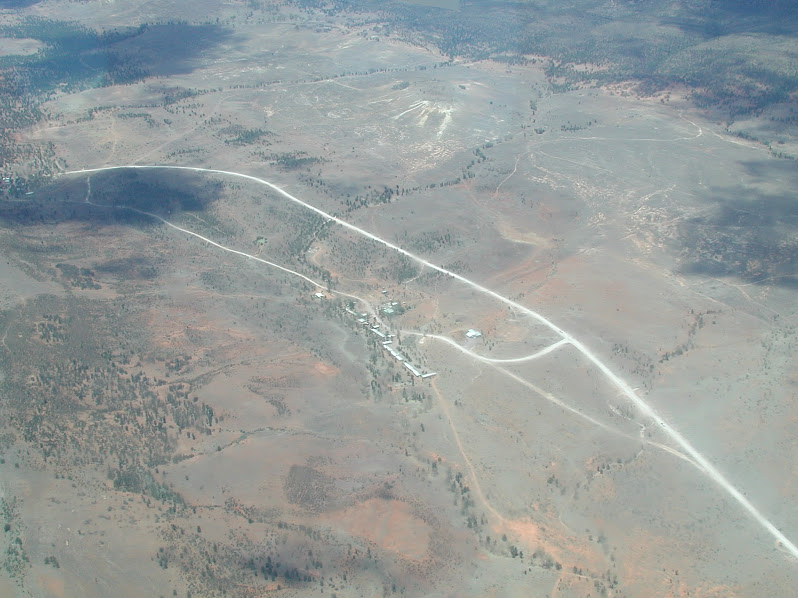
[259,151,324,170]
[112,464,184,503]
[0,294,215,480]
[245,380,291,416]
[220,125,274,146]
[291,0,798,121]
[55,262,101,290]
[283,465,333,512]
[156,519,354,596]
[382,253,419,283]
[94,256,160,281]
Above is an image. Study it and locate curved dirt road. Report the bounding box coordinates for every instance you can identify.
[63,164,798,560]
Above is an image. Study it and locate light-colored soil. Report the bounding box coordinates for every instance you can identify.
[1,1,797,596]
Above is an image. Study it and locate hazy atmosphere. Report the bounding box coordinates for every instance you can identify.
[1,1,797,596]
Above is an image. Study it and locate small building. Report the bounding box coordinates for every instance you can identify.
[313,292,325,299]
[465,329,482,339]
[421,372,437,379]
[404,362,421,377]
[371,328,386,339]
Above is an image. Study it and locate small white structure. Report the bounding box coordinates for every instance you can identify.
[421,372,437,379]
[404,362,421,377]
[313,292,325,299]
[466,329,482,339]
[371,328,386,339]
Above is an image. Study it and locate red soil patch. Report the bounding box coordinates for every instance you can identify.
[322,498,431,560]
[313,361,339,377]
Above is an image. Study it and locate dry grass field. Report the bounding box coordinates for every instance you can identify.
[1,1,797,597]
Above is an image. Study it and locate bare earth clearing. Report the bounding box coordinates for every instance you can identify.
[1,1,797,597]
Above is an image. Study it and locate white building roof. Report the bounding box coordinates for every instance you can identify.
[404,362,421,377]
[386,347,404,361]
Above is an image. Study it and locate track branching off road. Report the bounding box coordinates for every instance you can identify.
[62,164,798,560]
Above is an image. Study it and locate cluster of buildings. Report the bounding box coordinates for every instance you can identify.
[342,300,436,380]
[316,291,484,382]
[381,301,401,315]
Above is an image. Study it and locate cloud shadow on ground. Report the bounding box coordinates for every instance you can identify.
[0,168,224,229]
[677,159,798,289]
